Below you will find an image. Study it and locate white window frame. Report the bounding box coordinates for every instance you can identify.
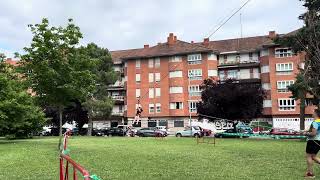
[155,73,160,82]
[275,48,293,58]
[277,80,294,92]
[169,87,183,94]
[187,54,202,64]
[276,63,293,73]
[156,103,161,113]
[155,58,160,68]
[169,102,183,110]
[135,74,141,83]
[155,88,161,97]
[149,73,154,83]
[169,70,183,78]
[149,104,155,113]
[148,58,154,68]
[135,59,140,69]
[208,70,217,77]
[261,65,270,73]
[136,89,140,98]
[189,101,198,113]
[149,88,154,98]
[189,85,201,96]
[278,98,296,111]
[188,69,202,80]
[169,56,182,62]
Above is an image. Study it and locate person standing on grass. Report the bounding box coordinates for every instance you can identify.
[303,109,320,178]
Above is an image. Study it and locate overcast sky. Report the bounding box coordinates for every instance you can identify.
[0,0,306,58]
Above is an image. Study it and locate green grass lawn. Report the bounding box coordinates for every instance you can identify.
[0,136,311,180]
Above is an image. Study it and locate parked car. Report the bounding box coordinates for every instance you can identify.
[136,127,167,137]
[104,127,127,136]
[175,126,202,138]
[269,128,299,136]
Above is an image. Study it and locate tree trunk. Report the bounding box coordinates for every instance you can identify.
[300,95,306,131]
[87,116,92,136]
[59,106,63,136]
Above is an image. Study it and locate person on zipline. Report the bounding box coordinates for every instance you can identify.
[133,106,143,124]
[303,109,320,178]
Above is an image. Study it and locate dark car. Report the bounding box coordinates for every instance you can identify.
[215,128,252,138]
[104,127,127,136]
[136,127,167,137]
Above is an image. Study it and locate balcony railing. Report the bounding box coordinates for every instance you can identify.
[219,73,260,81]
[111,95,124,101]
[109,80,125,87]
[112,111,124,116]
[219,59,259,66]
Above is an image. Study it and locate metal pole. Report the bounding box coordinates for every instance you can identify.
[188,72,192,136]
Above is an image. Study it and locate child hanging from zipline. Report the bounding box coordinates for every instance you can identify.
[133,105,143,124]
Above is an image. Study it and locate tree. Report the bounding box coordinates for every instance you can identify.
[288,73,309,130]
[20,18,96,135]
[0,61,46,138]
[275,0,320,102]
[78,43,117,135]
[197,79,265,121]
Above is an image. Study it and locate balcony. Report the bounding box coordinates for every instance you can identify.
[218,59,260,68]
[111,95,124,101]
[107,80,125,90]
[219,73,260,83]
[111,110,124,116]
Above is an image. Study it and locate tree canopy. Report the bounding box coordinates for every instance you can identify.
[0,61,46,138]
[197,79,265,121]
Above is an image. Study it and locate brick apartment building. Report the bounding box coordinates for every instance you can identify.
[100,30,316,131]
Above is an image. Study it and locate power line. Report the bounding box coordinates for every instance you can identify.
[206,0,251,39]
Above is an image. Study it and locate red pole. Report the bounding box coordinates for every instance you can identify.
[60,158,64,180]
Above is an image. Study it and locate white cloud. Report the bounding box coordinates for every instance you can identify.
[0,0,306,57]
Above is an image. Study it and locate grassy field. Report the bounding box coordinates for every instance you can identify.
[0,136,312,180]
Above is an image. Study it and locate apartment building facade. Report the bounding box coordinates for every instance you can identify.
[101,30,314,131]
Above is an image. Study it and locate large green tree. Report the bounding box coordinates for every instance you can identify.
[78,43,117,135]
[20,19,96,135]
[0,60,46,138]
[275,0,320,102]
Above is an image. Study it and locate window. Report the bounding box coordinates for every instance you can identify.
[149,73,154,83]
[136,89,140,98]
[224,55,227,60]
[263,100,272,108]
[155,73,160,82]
[262,83,271,90]
[148,120,157,127]
[169,56,182,62]
[135,74,141,83]
[158,120,167,126]
[174,120,184,127]
[208,70,217,77]
[278,98,295,111]
[249,52,253,60]
[189,101,198,113]
[136,59,140,69]
[275,48,292,58]
[169,87,183,94]
[227,70,238,79]
[189,85,201,96]
[170,102,183,109]
[219,71,225,80]
[277,80,294,92]
[276,63,293,75]
[306,99,314,106]
[261,65,270,73]
[169,71,183,78]
[156,88,161,97]
[188,69,202,80]
[156,103,161,113]
[149,88,154,98]
[155,58,160,68]
[149,104,155,113]
[236,54,240,62]
[148,58,154,68]
[187,54,202,64]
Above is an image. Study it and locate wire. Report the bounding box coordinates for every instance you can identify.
[207,0,251,39]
